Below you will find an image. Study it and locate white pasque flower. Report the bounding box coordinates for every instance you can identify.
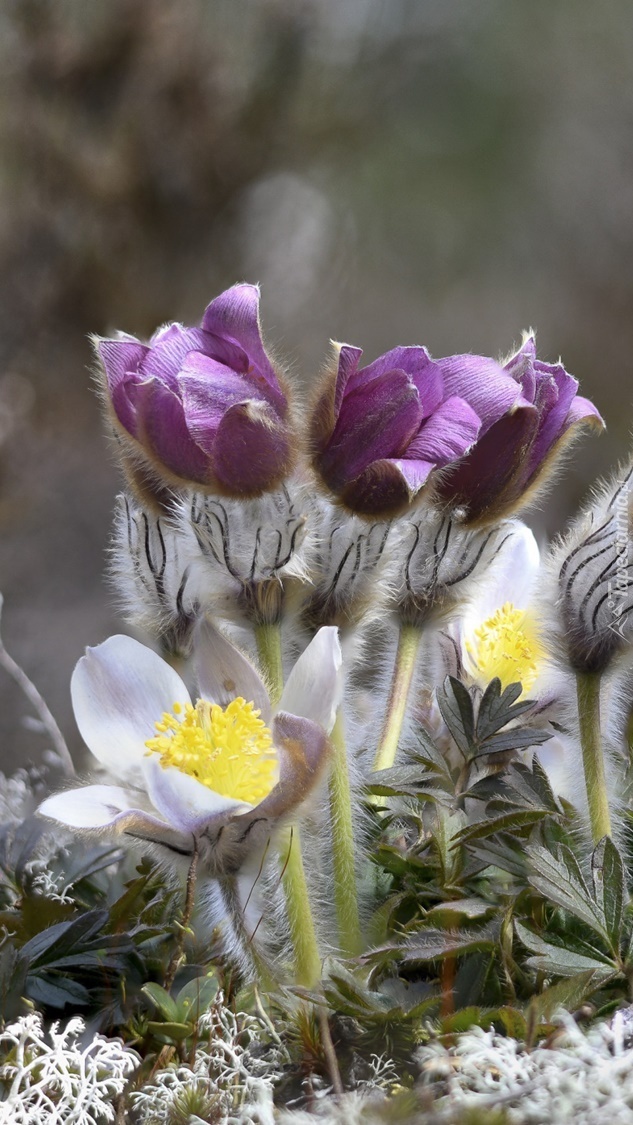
[438,521,545,696]
[38,622,342,872]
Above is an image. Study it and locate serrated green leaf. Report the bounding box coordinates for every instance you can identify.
[401,920,501,963]
[525,846,608,941]
[454,809,551,847]
[591,837,625,949]
[514,921,615,979]
[528,970,599,1024]
[437,676,475,757]
[479,728,553,755]
[477,679,527,740]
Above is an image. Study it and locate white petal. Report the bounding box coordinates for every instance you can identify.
[39,784,151,829]
[71,635,191,783]
[279,626,343,733]
[143,754,249,833]
[459,522,541,652]
[194,618,271,721]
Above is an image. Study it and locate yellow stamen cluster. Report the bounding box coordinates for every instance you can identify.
[145,697,278,805]
[467,602,543,694]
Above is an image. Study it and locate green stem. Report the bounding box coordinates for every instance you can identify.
[254,621,322,985]
[576,670,611,843]
[280,826,322,987]
[329,709,362,956]
[254,622,284,706]
[373,624,422,772]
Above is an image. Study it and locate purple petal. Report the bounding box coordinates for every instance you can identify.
[504,335,538,400]
[98,338,149,392]
[436,404,540,522]
[201,284,285,406]
[386,458,435,495]
[109,371,143,438]
[256,711,330,819]
[212,400,292,495]
[564,394,604,429]
[318,370,423,490]
[194,618,272,723]
[178,358,265,455]
[405,395,481,465]
[333,345,364,420]
[131,377,215,485]
[437,353,526,432]
[339,458,416,516]
[140,325,212,387]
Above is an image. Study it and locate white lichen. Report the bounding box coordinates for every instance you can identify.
[0,1013,138,1124]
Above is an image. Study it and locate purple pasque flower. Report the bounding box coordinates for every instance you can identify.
[97,284,294,497]
[434,334,604,524]
[310,342,527,518]
[38,623,341,874]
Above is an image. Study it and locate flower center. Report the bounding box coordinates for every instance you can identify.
[467,602,543,694]
[145,697,278,805]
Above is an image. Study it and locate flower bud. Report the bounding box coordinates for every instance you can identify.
[300,496,394,630]
[551,461,633,673]
[435,334,604,525]
[396,508,518,626]
[96,284,295,497]
[308,338,549,518]
[111,494,199,658]
[181,484,307,626]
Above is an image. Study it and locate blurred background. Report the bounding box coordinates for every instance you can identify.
[0,0,631,770]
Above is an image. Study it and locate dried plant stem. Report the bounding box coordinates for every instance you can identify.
[576,671,612,843]
[280,826,322,987]
[328,709,361,956]
[0,607,74,775]
[254,622,284,706]
[164,841,199,991]
[317,1006,344,1096]
[373,623,422,772]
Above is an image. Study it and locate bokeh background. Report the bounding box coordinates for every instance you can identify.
[0,0,631,770]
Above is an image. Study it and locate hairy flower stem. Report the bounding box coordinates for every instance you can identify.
[329,709,362,956]
[373,624,422,772]
[280,826,322,987]
[254,622,284,706]
[164,841,199,991]
[576,671,612,843]
[254,623,322,986]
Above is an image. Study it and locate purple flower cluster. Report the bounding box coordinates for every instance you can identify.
[97,286,603,522]
[98,284,293,496]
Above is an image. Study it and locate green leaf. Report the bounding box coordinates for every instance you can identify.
[27,973,91,1008]
[142,982,180,1023]
[476,679,527,739]
[514,921,615,980]
[146,1021,193,1042]
[21,910,109,967]
[591,837,625,949]
[525,846,608,941]
[479,728,553,755]
[401,920,501,963]
[528,970,600,1024]
[176,973,219,1019]
[425,898,495,921]
[437,676,475,757]
[454,809,551,847]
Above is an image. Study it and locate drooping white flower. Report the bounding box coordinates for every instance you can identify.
[38,622,342,874]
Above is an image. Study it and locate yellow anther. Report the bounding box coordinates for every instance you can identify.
[145,696,277,805]
[467,602,543,694]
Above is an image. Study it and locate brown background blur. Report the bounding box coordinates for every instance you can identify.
[0,0,631,772]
